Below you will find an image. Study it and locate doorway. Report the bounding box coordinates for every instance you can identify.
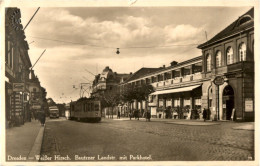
[223,85,234,120]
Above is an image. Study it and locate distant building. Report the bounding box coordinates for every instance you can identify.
[91,66,131,117]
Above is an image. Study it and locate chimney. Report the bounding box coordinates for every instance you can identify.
[163,65,165,68]
[170,61,178,67]
[130,72,132,75]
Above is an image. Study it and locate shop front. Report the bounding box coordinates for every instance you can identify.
[150,84,202,119]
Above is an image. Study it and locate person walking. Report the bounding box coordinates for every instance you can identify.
[203,108,207,122]
[129,111,132,120]
[146,111,151,122]
[117,110,121,119]
[39,108,46,126]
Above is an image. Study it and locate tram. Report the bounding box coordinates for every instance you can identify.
[70,97,102,122]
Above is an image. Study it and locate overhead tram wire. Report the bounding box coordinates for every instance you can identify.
[27,36,200,49]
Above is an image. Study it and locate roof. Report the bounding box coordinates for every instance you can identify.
[198,7,254,49]
[125,68,162,82]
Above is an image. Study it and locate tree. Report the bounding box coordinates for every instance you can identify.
[121,83,154,116]
[101,92,121,119]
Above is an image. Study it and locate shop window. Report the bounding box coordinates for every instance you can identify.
[238,43,246,61]
[195,98,201,105]
[183,98,191,106]
[166,99,172,107]
[206,54,211,72]
[215,51,221,67]
[159,99,164,107]
[226,47,234,65]
[174,99,180,107]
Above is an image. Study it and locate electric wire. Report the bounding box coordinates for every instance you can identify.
[27,35,203,49]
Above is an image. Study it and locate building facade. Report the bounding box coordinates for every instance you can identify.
[119,8,254,121]
[91,66,131,117]
[5,8,48,127]
[198,7,254,121]
[5,8,32,127]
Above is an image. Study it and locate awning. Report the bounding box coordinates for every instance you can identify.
[150,84,201,95]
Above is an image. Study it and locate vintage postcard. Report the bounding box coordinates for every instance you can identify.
[1,0,259,166]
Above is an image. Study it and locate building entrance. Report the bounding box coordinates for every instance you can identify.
[223,85,234,120]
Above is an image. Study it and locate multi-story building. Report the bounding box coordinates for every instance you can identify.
[121,58,203,119]
[91,66,131,117]
[28,70,47,118]
[119,7,254,121]
[5,8,48,127]
[5,8,32,127]
[197,7,254,121]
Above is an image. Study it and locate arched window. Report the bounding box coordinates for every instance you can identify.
[238,43,246,61]
[215,51,221,67]
[226,47,233,65]
[206,54,211,72]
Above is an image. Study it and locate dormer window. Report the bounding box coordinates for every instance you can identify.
[238,15,252,26]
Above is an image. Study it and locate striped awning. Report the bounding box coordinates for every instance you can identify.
[150,84,201,95]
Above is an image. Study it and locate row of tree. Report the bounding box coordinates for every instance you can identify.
[101,84,154,117]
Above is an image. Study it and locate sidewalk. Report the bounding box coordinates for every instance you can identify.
[5,120,45,162]
[111,117,254,129]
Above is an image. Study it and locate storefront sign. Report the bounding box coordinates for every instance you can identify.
[213,76,225,85]
[245,98,253,112]
[13,83,24,92]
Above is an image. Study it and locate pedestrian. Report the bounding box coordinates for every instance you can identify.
[203,108,207,122]
[129,111,132,120]
[39,107,46,126]
[146,111,151,122]
[117,110,121,119]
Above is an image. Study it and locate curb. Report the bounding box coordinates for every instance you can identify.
[27,125,45,161]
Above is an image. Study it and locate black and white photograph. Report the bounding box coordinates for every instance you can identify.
[1,0,259,165]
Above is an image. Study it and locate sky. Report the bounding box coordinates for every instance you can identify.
[17,5,253,103]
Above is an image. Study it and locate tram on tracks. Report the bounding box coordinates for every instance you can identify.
[70,97,102,122]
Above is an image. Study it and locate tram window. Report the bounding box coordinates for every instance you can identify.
[95,104,99,111]
[91,103,94,111]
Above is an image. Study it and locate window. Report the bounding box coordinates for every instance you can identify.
[183,98,191,106]
[215,51,221,67]
[174,99,180,107]
[206,54,211,72]
[166,99,172,107]
[95,104,99,111]
[194,98,201,105]
[238,43,246,61]
[6,41,14,69]
[159,99,164,107]
[226,47,234,65]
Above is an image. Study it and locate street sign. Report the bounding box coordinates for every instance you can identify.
[213,76,225,85]
[13,83,24,92]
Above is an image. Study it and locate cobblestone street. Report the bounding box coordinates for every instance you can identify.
[40,118,254,161]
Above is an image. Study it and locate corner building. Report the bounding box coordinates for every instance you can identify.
[120,8,254,121]
[198,7,254,121]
